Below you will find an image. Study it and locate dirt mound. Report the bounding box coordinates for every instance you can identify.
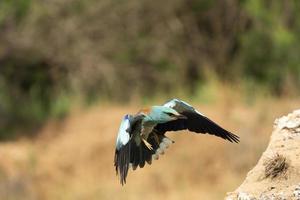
[226,109,300,200]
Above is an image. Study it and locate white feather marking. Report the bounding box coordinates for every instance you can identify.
[162,137,173,145]
[163,99,176,108]
[152,154,159,160]
[116,116,130,150]
[162,141,170,148]
[159,142,167,149]
[195,109,204,116]
[156,147,164,155]
[165,99,205,116]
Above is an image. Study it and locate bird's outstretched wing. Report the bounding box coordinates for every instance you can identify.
[114,114,169,185]
[155,99,239,143]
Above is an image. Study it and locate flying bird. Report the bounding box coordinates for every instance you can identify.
[114,99,239,185]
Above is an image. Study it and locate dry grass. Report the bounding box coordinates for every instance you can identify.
[264,153,289,179]
[0,92,299,200]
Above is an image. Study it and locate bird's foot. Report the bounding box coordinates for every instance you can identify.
[142,138,153,150]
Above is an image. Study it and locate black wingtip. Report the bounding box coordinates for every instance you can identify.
[226,132,240,143]
[114,142,131,185]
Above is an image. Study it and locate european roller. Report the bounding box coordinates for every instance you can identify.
[114,99,239,185]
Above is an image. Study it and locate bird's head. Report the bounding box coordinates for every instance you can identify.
[147,106,186,123]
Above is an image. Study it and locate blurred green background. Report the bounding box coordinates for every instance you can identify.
[1,0,300,139]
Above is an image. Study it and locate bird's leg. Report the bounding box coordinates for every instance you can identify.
[142,138,153,150]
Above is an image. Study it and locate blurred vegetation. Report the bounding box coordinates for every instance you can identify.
[0,0,300,139]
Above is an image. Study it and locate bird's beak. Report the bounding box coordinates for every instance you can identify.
[176,114,187,119]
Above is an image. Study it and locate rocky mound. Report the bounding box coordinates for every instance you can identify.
[226,109,300,200]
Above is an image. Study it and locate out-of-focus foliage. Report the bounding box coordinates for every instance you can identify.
[240,1,300,94]
[0,0,299,139]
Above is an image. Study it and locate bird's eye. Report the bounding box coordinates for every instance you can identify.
[167,113,176,117]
